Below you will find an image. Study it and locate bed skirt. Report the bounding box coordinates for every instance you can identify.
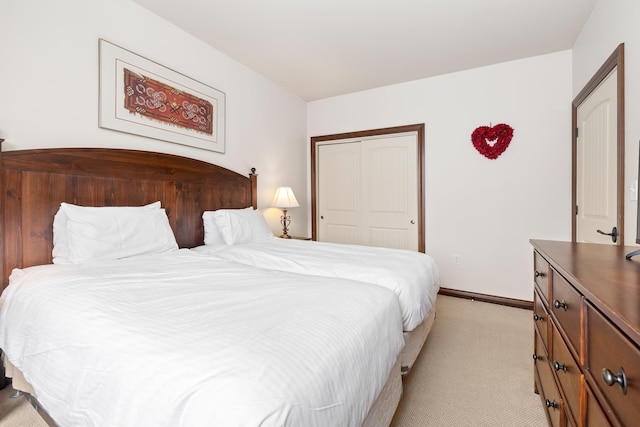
[2,353,36,396]
[401,307,436,374]
[361,355,403,427]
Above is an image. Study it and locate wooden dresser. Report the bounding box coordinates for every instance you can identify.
[530,240,640,426]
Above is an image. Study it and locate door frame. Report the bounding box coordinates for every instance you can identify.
[572,44,625,243]
[310,123,425,252]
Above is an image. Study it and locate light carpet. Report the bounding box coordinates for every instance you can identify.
[0,387,47,427]
[0,295,547,426]
[390,295,547,426]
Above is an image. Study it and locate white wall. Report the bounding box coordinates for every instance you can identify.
[308,52,573,301]
[573,0,640,247]
[0,0,309,236]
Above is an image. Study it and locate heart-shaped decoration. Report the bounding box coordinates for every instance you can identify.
[471,123,514,160]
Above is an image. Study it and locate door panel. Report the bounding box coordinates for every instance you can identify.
[324,224,358,244]
[576,68,618,244]
[318,142,361,244]
[369,227,411,250]
[362,135,418,250]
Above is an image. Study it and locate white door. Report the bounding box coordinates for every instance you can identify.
[316,133,419,250]
[576,68,618,244]
[317,141,361,245]
[361,135,418,250]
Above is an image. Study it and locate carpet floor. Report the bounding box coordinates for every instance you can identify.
[0,295,547,426]
[390,295,547,426]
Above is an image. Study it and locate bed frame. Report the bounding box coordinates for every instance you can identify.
[0,144,257,290]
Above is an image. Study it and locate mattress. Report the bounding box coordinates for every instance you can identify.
[0,250,404,427]
[192,238,441,331]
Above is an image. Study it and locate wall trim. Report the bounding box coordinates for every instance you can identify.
[438,287,533,310]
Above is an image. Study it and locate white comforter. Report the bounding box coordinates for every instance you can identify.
[193,239,440,331]
[0,250,404,427]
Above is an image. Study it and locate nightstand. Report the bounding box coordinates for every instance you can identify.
[279,235,311,241]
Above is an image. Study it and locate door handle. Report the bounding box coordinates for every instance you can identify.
[596,226,618,243]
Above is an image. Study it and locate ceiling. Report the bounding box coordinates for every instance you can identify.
[132,0,597,101]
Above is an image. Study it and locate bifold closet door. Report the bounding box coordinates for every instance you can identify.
[317,134,418,250]
[317,141,361,245]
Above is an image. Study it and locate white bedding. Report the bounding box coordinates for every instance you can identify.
[193,239,440,331]
[0,250,404,427]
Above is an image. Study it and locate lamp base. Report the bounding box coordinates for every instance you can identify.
[279,234,292,239]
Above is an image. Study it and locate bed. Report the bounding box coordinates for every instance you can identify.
[192,233,440,373]
[0,146,406,427]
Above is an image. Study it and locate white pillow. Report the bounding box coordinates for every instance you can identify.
[53,202,177,264]
[202,210,228,245]
[53,201,161,264]
[207,207,273,245]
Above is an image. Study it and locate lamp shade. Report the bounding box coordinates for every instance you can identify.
[272,186,299,208]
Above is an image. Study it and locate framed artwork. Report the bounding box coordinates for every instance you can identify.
[99,39,226,153]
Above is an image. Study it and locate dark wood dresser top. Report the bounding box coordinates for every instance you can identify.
[530,239,640,346]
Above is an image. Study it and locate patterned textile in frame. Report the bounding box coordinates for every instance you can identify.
[123,68,214,135]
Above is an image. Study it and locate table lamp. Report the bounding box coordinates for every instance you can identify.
[272,186,299,238]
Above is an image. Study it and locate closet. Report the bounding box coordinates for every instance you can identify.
[311,124,425,252]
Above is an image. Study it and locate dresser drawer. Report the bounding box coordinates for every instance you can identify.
[535,372,567,427]
[586,302,640,427]
[533,325,548,377]
[550,319,581,425]
[534,289,550,353]
[534,251,550,302]
[550,269,582,355]
[535,350,566,427]
[534,330,566,427]
[582,376,615,427]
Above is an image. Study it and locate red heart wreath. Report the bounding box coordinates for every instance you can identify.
[471,123,514,160]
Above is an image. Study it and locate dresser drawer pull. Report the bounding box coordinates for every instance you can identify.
[553,299,568,310]
[532,353,544,362]
[533,314,545,322]
[545,399,559,410]
[553,361,567,372]
[602,367,627,395]
[535,270,546,278]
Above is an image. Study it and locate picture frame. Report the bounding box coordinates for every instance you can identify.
[99,39,226,153]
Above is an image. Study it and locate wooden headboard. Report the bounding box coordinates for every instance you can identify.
[0,144,257,289]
